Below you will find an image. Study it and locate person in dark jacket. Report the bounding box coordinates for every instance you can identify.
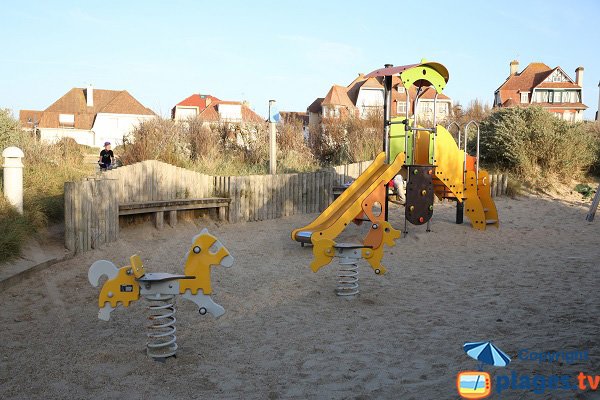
[98,142,114,171]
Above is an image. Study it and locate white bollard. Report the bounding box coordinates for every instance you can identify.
[2,147,25,214]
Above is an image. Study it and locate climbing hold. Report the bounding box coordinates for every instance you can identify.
[409,205,415,212]
[419,217,424,223]
[421,190,427,196]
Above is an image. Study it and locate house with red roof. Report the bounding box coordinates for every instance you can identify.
[493,60,587,122]
[171,94,263,124]
[307,73,452,127]
[19,86,156,147]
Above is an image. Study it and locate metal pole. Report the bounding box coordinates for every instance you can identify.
[383,64,393,222]
[383,64,393,163]
[268,100,276,175]
[432,92,438,164]
[475,122,480,181]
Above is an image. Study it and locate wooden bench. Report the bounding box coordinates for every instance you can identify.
[119,198,231,229]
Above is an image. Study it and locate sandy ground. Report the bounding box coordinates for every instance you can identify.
[1,194,599,400]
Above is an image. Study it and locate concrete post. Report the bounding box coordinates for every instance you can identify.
[268,100,277,175]
[2,146,25,214]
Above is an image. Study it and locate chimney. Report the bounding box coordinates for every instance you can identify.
[205,97,212,107]
[86,84,93,107]
[575,66,584,87]
[510,60,519,76]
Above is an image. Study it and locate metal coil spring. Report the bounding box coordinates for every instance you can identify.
[146,294,177,360]
[336,260,359,296]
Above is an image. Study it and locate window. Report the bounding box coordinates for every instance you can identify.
[59,113,75,128]
[397,102,406,114]
[545,69,568,83]
[436,103,448,115]
[554,91,562,103]
[520,92,528,103]
[536,90,549,103]
[397,86,405,94]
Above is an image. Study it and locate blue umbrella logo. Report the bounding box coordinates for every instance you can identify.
[464,341,511,369]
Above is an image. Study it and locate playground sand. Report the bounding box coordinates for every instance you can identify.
[1,194,599,399]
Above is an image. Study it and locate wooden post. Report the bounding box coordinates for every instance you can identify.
[64,182,74,252]
[169,210,177,227]
[491,174,498,198]
[501,174,508,196]
[155,211,164,229]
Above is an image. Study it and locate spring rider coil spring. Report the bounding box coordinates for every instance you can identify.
[146,293,177,359]
[333,244,364,297]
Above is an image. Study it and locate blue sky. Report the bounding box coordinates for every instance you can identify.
[1,0,599,119]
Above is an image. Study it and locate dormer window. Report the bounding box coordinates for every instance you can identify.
[397,86,406,93]
[520,92,528,104]
[59,113,75,128]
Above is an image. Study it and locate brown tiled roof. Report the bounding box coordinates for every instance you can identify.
[174,93,263,123]
[322,85,355,108]
[280,111,309,125]
[312,72,452,117]
[346,77,383,104]
[307,97,324,113]
[495,63,585,108]
[198,101,264,123]
[536,82,581,89]
[18,110,43,127]
[20,87,155,130]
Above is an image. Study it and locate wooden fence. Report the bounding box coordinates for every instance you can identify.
[63,160,372,253]
[63,159,509,253]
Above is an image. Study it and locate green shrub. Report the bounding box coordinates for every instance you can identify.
[309,112,382,165]
[0,110,94,262]
[0,197,33,263]
[479,107,598,185]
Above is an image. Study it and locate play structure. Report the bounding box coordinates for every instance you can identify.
[88,229,233,360]
[291,60,499,293]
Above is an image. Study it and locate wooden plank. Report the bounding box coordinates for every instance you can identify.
[93,180,102,248]
[243,176,250,222]
[257,175,263,221]
[310,172,316,213]
[263,174,269,220]
[119,198,231,209]
[273,175,279,218]
[169,210,177,227]
[501,174,508,196]
[108,180,119,243]
[301,173,307,214]
[264,175,271,220]
[287,174,293,215]
[585,183,600,222]
[491,174,498,198]
[83,180,93,252]
[278,174,285,218]
[232,177,240,223]
[64,182,74,252]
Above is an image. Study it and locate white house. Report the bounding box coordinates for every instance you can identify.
[171,94,263,123]
[20,86,156,147]
[308,73,452,125]
[493,60,587,122]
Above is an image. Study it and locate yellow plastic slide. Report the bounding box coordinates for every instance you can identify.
[291,152,402,244]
